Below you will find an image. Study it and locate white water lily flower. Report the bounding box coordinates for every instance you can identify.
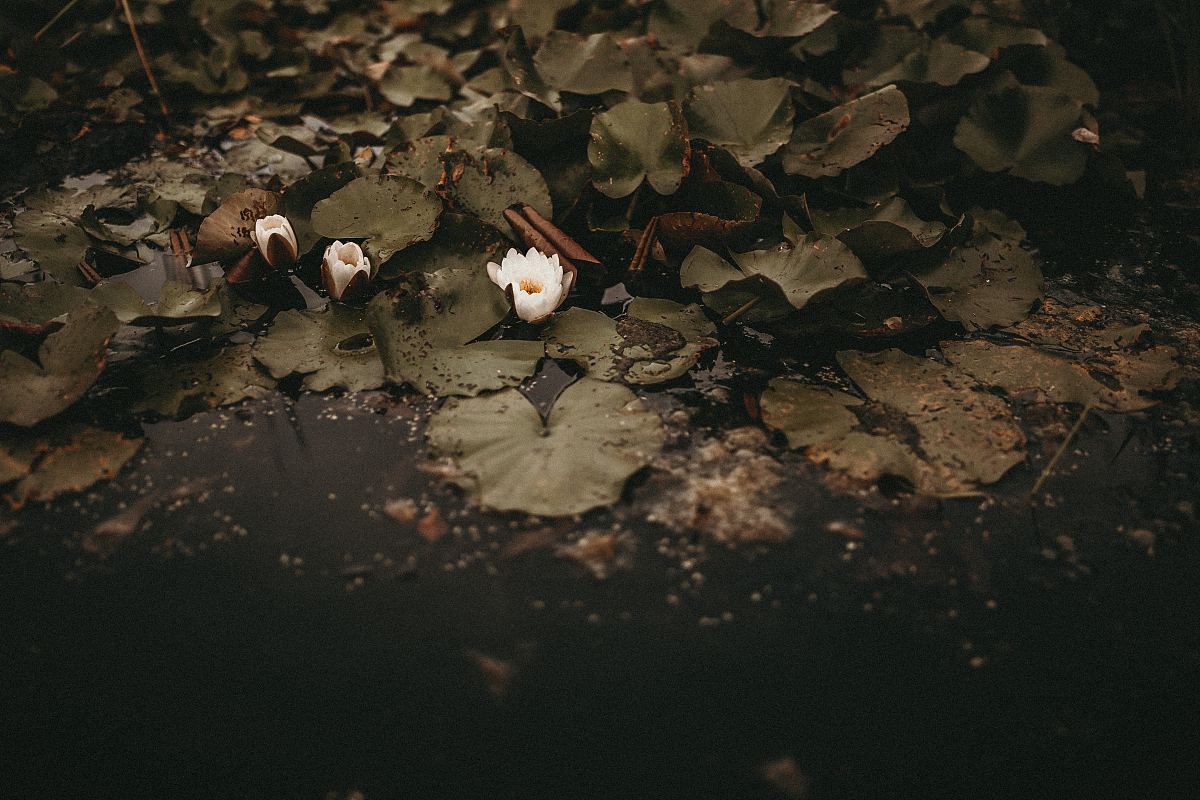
[486,247,574,323]
[321,240,371,300]
[253,214,299,268]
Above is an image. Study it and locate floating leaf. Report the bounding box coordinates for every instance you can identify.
[366,268,543,397]
[379,212,510,279]
[883,0,968,28]
[731,235,869,310]
[125,160,213,215]
[725,0,837,38]
[945,17,1048,55]
[855,36,990,88]
[807,196,948,261]
[656,180,763,250]
[953,84,1088,185]
[588,99,690,198]
[310,174,442,261]
[542,299,716,384]
[911,235,1042,329]
[379,65,454,107]
[781,85,910,178]
[760,379,862,448]
[194,188,282,265]
[3,424,142,510]
[11,210,93,285]
[0,306,119,427]
[941,339,1181,412]
[281,161,364,256]
[133,344,276,418]
[441,148,552,232]
[426,378,665,516]
[534,32,635,95]
[253,306,385,392]
[685,78,795,167]
[0,282,91,335]
[680,245,794,324]
[499,27,561,111]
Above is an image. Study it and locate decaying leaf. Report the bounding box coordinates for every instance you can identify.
[2,424,142,510]
[194,188,282,265]
[911,235,1043,329]
[134,344,276,418]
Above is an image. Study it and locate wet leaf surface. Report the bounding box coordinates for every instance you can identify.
[588,99,690,198]
[310,174,442,261]
[781,85,910,178]
[133,344,276,418]
[427,378,665,516]
[253,305,385,392]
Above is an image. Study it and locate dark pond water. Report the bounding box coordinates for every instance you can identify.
[2,210,1199,800]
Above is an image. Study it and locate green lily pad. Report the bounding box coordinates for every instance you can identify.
[311,174,443,261]
[883,0,968,27]
[725,0,837,38]
[3,424,142,510]
[945,17,1048,54]
[679,245,794,324]
[0,282,91,335]
[781,85,910,178]
[542,299,717,384]
[252,306,385,392]
[685,78,795,167]
[588,99,690,198]
[378,212,510,280]
[387,135,453,189]
[441,148,552,232]
[855,36,991,88]
[366,268,543,397]
[133,344,276,418]
[426,378,666,516]
[125,160,213,215]
[807,196,948,261]
[760,379,863,448]
[89,280,227,326]
[732,235,869,310]
[281,161,364,256]
[534,31,635,95]
[379,64,455,107]
[0,305,120,427]
[11,210,93,285]
[911,235,1042,330]
[953,84,1088,185]
[499,27,561,112]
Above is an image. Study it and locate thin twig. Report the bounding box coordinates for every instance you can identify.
[118,0,170,120]
[34,0,84,42]
[1030,402,1094,499]
[721,295,762,325]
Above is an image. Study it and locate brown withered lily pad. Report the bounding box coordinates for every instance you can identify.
[3,424,142,510]
[194,188,282,265]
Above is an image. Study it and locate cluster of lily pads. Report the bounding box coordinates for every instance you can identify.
[0,0,1177,516]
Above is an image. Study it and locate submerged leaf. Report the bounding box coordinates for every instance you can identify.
[133,344,276,418]
[760,379,862,448]
[426,378,665,516]
[3,424,142,510]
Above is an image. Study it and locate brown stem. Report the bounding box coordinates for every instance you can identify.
[516,203,602,269]
[627,216,659,279]
[118,0,170,120]
[721,295,762,325]
[1030,402,1093,499]
[34,0,84,41]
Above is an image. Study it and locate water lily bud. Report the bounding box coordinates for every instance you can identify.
[485,247,574,324]
[252,214,299,268]
[321,240,371,301]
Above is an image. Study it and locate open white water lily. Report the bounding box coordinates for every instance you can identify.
[321,240,371,301]
[486,247,574,323]
[253,214,299,268]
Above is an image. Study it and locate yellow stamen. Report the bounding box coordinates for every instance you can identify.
[519,278,543,293]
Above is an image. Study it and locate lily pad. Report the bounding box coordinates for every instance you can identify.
[366,268,543,397]
[0,282,91,335]
[856,37,991,89]
[588,99,690,198]
[534,32,635,95]
[441,148,552,232]
[426,378,666,516]
[379,65,454,107]
[253,306,385,392]
[310,174,442,261]
[679,245,794,324]
[953,84,1088,185]
[281,161,364,256]
[3,424,142,510]
[731,235,869,310]
[11,210,93,285]
[133,344,276,418]
[0,305,120,427]
[911,235,1043,329]
[781,85,910,178]
[685,78,795,167]
[89,280,227,326]
[542,299,717,384]
[807,197,948,262]
[378,213,510,280]
[760,379,863,448]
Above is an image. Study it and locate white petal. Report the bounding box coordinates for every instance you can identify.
[487,261,504,286]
